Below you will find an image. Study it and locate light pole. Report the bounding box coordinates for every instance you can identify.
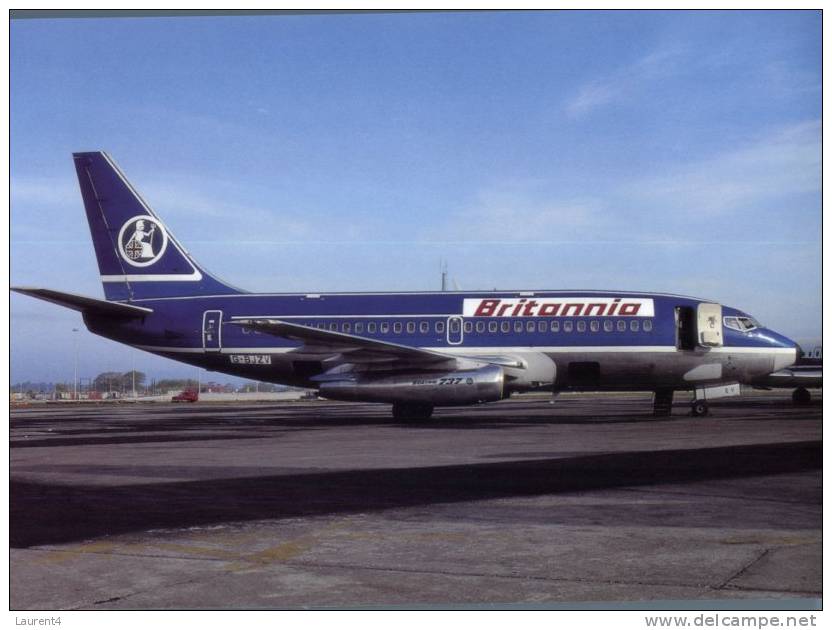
[72,328,79,401]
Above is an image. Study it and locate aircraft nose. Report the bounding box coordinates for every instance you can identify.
[769,332,799,371]
[794,342,804,362]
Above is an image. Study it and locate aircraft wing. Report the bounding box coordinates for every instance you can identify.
[230,318,459,367]
[11,287,153,318]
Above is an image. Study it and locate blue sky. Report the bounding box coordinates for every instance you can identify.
[10,10,821,383]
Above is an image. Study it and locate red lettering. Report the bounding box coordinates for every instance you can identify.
[618,303,641,316]
[608,298,621,316]
[511,299,526,316]
[584,303,606,316]
[474,299,500,317]
[562,303,584,317]
[522,300,539,316]
[497,303,513,316]
[539,303,561,316]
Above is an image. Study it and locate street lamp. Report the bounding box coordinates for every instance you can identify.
[72,328,79,401]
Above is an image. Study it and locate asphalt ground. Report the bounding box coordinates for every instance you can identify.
[9,392,822,609]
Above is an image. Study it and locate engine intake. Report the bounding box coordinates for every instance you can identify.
[319,364,505,406]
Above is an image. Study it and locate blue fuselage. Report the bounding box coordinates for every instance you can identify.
[85,289,797,393]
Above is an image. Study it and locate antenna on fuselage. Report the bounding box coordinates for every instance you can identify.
[440,259,448,292]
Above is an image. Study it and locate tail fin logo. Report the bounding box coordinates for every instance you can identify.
[117,215,169,267]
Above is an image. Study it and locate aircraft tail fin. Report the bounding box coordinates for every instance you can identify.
[72,151,244,300]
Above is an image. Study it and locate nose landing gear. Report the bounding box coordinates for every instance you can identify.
[691,400,710,416]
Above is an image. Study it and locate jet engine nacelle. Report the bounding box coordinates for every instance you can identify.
[319,364,505,406]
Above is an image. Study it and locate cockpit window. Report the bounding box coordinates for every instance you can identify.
[724,316,760,332]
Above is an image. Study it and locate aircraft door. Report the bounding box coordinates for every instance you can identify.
[447,316,464,345]
[697,303,723,347]
[202,310,223,352]
[675,307,696,350]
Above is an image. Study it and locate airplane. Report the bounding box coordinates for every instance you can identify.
[12,151,801,419]
[752,343,822,404]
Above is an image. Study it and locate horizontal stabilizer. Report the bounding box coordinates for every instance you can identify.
[11,287,153,318]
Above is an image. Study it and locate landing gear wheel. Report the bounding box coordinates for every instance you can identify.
[392,402,435,421]
[691,400,709,417]
[792,387,811,405]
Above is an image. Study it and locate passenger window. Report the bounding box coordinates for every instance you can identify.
[564,321,573,333]
[501,321,510,333]
[603,320,613,332]
[630,320,639,332]
[550,320,560,333]
[617,320,626,332]
[342,322,351,333]
[577,321,586,333]
[381,322,390,333]
[317,323,326,329]
[436,321,445,333]
[407,321,415,334]
[329,323,338,331]
[368,322,377,333]
[538,321,547,333]
[526,321,536,332]
[355,322,364,334]
[419,321,429,334]
[590,320,599,332]
[489,321,498,333]
[643,320,653,332]
[393,322,402,334]
[464,321,473,333]
[514,321,523,333]
[476,321,485,333]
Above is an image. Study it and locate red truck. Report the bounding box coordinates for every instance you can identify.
[172,389,198,403]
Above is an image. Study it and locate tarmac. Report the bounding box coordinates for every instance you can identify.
[9,392,822,609]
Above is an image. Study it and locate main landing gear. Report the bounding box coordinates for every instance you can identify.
[792,387,812,405]
[652,389,710,416]
[392,402,434,421]
[652,389,674,416]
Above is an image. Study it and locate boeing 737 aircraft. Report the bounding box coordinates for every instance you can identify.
[13,152,800,419]
[752,343,822,404]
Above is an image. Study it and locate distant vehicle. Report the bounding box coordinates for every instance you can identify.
[12,152,800,419]
[172,389,198,403]
[752,344,822,404]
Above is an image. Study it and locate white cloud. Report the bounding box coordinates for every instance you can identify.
[429,188,600,243]
[622,120,820,215]
[139,177,374,245]
[431,120,820,247]
[564,47,684,118]
[11,176,77,207]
